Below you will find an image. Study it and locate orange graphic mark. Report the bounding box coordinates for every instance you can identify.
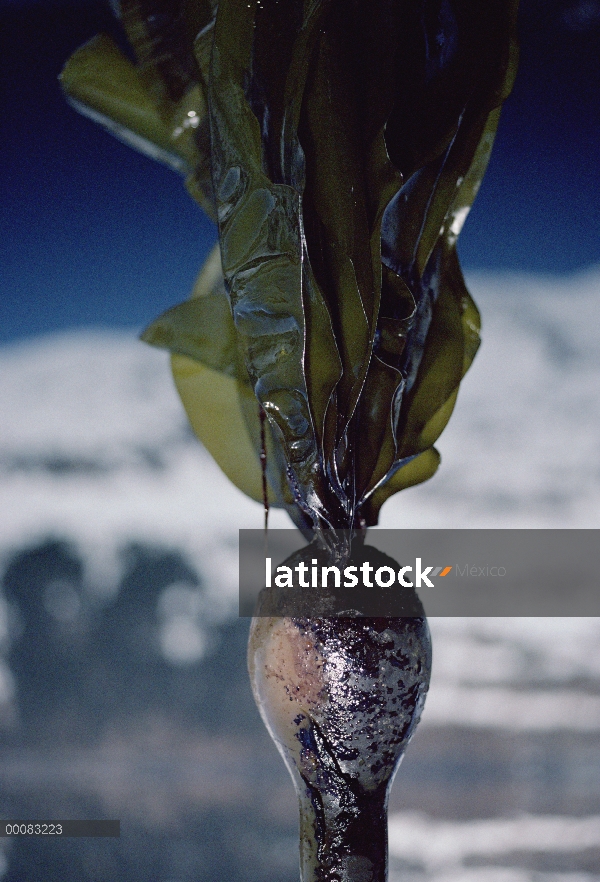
[439,566,452,577]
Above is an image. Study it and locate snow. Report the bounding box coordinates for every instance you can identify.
[1,269,600,881]
[2,269,599,557]
[388,812,600,878]
[380,267,600,528]
[0,329,289,613]
[1,268,600,712]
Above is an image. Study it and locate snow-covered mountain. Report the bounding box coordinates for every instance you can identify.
[1,267,600,706]
[3,269,600,560]
[1,269,599,882]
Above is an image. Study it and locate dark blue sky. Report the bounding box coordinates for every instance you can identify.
[1,0,599,343]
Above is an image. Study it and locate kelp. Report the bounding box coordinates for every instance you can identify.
[61,0,519,538]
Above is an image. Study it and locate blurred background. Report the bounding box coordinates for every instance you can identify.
[0,0,600,880]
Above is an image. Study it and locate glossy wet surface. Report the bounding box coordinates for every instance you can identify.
[0,541,599,882]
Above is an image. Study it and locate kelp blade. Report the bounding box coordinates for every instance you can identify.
[61,0,520,534]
